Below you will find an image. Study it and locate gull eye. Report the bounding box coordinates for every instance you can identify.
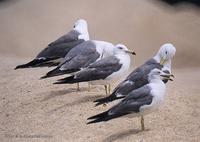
[165,51,168,54]
[118,47,123,49]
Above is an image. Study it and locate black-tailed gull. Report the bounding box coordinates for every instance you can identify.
[15,19,89,69]
[53,44,136,94]
[87,69,174,131]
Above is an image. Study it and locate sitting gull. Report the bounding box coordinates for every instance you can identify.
[15,19,89,69]
[94,43,176,106]
[87,69,174,131]
[53,44,136,94]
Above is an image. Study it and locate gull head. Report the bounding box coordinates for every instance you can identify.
[114,44,136,55]
[157,43,176,65]
[73,19,89,40]
[148,68,174,82]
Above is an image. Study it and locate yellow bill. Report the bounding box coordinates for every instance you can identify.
[160,58,165,65]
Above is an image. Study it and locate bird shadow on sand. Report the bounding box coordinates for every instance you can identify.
[102,129,144,142]
[47,94,103,113]
[40,87,89,102]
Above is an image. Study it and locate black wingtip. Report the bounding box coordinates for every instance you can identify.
[94,99,107,107]
[87,116,96,120]
[88,111,109,119]
[87,118,103,124]
[14,64,28,70]
[87,117,107,124]
[94,94,124,106]
[14,66,19,70]
[94,97,110,106]
[40,75,47,80]
[94,102,103,107]
[14,59,40,70]
[54,75,76,84]
[53,81,63,84]
[57,78,66,82]
[43,68,62,79]
[40,69,61,80]
[53,78,69,84]
[14,58,59,70]
[87,120,97,125]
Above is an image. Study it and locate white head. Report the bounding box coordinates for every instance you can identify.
[73,19,89,41]
[148,68,174,82]
[114,44,136,55]
[154,43,176,65]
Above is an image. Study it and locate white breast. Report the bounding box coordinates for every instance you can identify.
[139,81,166,115]
[106,53,130,81]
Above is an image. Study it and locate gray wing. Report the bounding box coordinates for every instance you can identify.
[94,59,162,105]
[48,30,80,46]
[74,56,122,82]
[109,85,153,116]
[58,41,100,71]
[126,58,159,80]
[88,85,153,123]
[36,30,84,59]
[112,60,162,97]
[142,58,158,65]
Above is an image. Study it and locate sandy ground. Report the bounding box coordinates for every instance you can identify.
[0,0,200,142]
[0,56,200,142]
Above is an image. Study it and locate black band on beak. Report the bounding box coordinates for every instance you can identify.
[125,50,136,55]
[160,75,174,81]
[132,52,136,55]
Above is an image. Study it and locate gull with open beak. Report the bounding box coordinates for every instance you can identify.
[160,73,175,81]
[88,69,174,131]
[53,44,135,95]
[94,43,176,106]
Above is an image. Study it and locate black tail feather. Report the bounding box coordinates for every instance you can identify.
[87,111,109,124]
[87,109,130,124]
[53,75,75,84]
[94,94,123,106]
[41,67,80,79]
[88,111,108,120]
[87,118,106,124]
[15,59,42,69]
[41,67,65,79]
[15,58,58,69]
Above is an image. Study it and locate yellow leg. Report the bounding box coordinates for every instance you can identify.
[108,84,111,95]
[102,84,110,107]
[104,85,108,95]
[141,115,145,131]
[77,83,80,91]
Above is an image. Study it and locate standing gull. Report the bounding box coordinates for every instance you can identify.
[94,43,176,106]
[40,40,116,79]
[53,44,136,94]
[87,69,174,131]
[15,19,89,69]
